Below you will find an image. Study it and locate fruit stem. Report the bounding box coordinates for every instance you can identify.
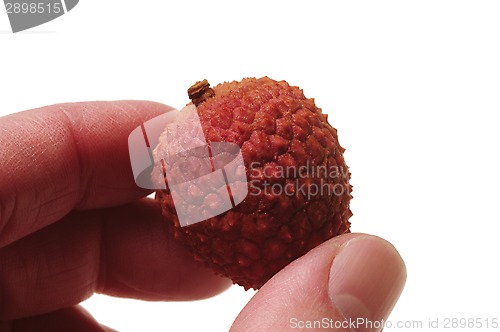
[188,79,215,106]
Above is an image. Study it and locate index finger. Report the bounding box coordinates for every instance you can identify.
[0,101,173,248]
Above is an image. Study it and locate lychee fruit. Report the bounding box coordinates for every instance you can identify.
[153,77,352,290]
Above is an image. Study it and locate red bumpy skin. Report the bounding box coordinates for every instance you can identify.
[154,77,352,290]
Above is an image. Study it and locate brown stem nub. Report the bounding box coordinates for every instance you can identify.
[188,79,215,106]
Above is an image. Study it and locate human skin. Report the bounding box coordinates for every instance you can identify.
[0,101,406,332]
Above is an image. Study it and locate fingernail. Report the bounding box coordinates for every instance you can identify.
[328,236,406,331]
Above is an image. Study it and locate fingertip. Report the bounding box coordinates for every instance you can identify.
[328,235,407,330]
[98,198,233,302]
[231,234,361,331]
[231,234,406,332]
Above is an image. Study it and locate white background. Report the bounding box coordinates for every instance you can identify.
[1,1,500,331]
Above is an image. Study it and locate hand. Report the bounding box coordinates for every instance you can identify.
[0,101,406,332]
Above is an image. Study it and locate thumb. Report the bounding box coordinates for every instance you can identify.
[230,233,406,332]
